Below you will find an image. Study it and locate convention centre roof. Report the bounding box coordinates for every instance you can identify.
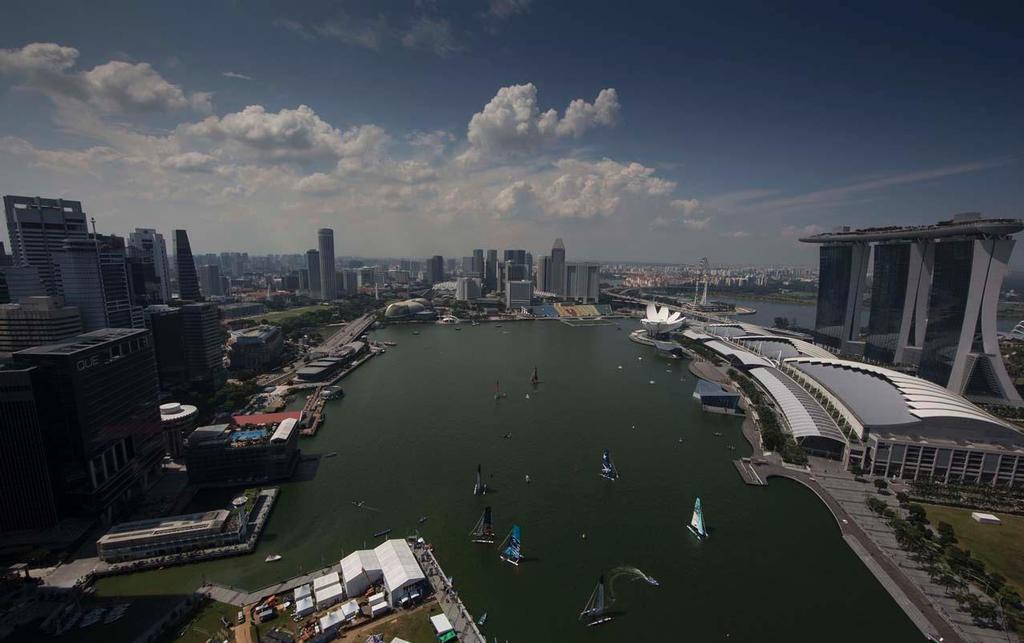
[750,367,847,445]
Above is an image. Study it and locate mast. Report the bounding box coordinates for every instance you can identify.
[530,366,539,385]
[580,575,609,623]
[471,506,495,542]
[474,464,486,496]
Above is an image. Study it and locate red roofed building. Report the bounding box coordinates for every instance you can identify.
[231,411,302,426]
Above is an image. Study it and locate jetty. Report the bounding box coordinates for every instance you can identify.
[413,540,486,643]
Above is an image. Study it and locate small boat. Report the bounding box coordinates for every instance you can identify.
[474,464,488,496]
[324,452,337,458]
[470,506,496,544]
[477,612,488,625]
[455,327,462,331]
[419,516,429,524]
[525,393,530,399]
[493,380,507,400]
[617,365,623,370]
[688,497,709,540]
[713,432,722,437]
[524,474,531,483]
[351,500,366,508]
[412,331,420,335]
[265,554,283,563]
[600,449,620,481]
[649,380,655,384]
[498,524,523,566]
[645,575,660,587]
[579,575,613,626]
[503,432,513,439]
[374,528,392,538]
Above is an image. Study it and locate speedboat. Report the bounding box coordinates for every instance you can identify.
[645,575,660,587]
[265,554,283,563]
[524,474,531,483]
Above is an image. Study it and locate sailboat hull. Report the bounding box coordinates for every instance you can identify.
[471,537,496,544]
[599,472,618,481]
[499,555,520,567]
[584,616,613,627]
[687,524,708,540]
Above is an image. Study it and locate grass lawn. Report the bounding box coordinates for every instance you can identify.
[923,504,1024,595]
[165,600,240,643]
[241,305,326,324]
[338,603,444,643]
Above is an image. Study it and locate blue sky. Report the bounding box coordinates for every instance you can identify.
[1,0,1022,264]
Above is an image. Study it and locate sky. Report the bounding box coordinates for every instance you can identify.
[1,0,1022,264]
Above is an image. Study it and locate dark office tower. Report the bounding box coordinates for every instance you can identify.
[198,264,223,297]
[13,329,162,523]
[4,195,89,296]
[549,238,566,297]
[485,249,498,292]
[865,243,912,363]
[298,268,309,292]
[427,255,445,284]
[525,252,533,281]
[53,238,107,330]
[472,249,484,275]
[144,306,187,390]
[180,303,225,391]
[341,269,359,296]
[0,265,45,304]
[306,249,321,299]
[537,255,551,291]
[173,229,202,301]
[93,234,142,329]
[0,366,59,532]
[127,228,171,303]
[318,228,337,299]
[810,243,869,351]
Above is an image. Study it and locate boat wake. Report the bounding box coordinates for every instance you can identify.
[607,566,660,600]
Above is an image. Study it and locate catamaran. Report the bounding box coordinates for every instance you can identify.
[600,449,620,481]
[579,575,613,626]
[473,464,488,496]
[530,366,540,385]
[499,524,523,566]
[688,497,709,540]
[470,506,496,544]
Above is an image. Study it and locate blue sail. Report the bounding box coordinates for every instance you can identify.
[502,524,522,563]
[689,497,708,539]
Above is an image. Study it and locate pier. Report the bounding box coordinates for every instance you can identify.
[413,540,486,643]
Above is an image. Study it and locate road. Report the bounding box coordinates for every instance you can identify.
[261,313,377,387]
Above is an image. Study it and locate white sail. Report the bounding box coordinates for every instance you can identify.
[689,497,708,539]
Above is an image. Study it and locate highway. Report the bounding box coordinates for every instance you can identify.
[261,312,377,387]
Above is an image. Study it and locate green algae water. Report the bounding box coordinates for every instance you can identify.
[97,320,920,642]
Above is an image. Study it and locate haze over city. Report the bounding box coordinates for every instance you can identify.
[1,0,1022,263]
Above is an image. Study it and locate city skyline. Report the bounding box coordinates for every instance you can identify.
[1,1,1022,264]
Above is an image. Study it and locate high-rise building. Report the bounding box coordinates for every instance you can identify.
[13,328,162,523]
[180,302,226,391]
[341,269,359,295]
[536,255,551,292]
[0,241,10,267]
[198,264,223,297]
[306,249,321,299]
[485,249,498,292]
[505,280,533,309]
[461,256,475,275]
[0,296,83,356]
[802,214,1023,402]
[0,366,58,533]
[127,228,171,302]
[472,249,484,275]
[357,267,376,290]
[318,228,337,299]
[298,268,309,292]
[173,230,202,301]
[565,262,600,303]
[4,195,88,296]
[0,264,45,304]
[53,238,107,330]
[549,238,566,297]
[94,234,142,329]
[144,305,187,391]
[427,255,445,284]
[456,277,481,301]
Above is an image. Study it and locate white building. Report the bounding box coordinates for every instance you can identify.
[314,581,345,609]
[374,539,427,607]
[341,549,383,597]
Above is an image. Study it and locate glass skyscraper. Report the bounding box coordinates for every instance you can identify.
[813,245,853,349]
[918,240,974,386]
[865,243,911,363]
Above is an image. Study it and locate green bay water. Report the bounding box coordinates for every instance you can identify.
[98,320,920,641]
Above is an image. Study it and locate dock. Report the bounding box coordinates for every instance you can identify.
[413,540,486,643]
[732,459,767,486]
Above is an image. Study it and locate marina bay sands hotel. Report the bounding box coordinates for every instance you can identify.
[801,212,1023,404]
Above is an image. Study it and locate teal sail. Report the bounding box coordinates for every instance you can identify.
[688,497,708,539]
[499,524,522,566]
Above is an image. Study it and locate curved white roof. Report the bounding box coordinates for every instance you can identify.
[750,367,847,444]
[641,304,685,333]
[785,357,1010,429]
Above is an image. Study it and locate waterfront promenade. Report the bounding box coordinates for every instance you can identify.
[689,356,969,643]
[412,540,486,643]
